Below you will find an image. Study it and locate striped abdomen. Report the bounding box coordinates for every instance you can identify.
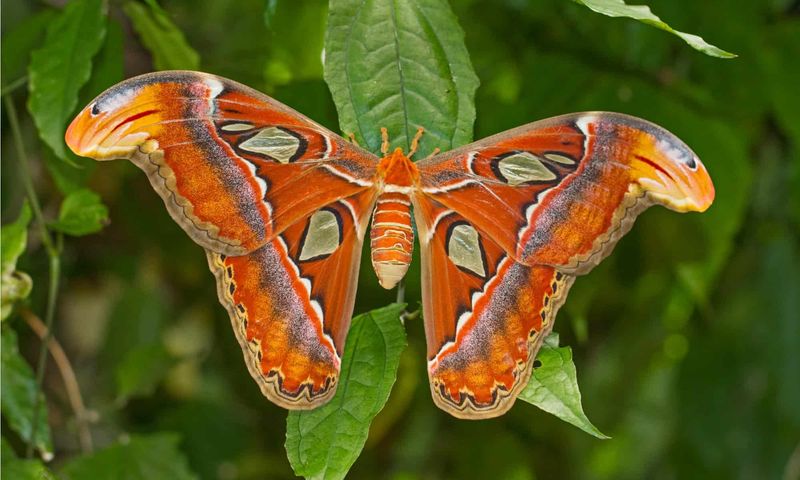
[370,192,414,289]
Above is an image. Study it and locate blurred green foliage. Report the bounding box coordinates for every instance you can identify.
[1,0,798,479]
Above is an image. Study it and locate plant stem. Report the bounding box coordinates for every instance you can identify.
[396,279,405,305]
[1,76,28,97]
[26,247,61,458]
[22,309,94,453]
[3,94,63,458]
[3,95,56,256]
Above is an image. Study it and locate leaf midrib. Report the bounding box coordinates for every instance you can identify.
[317,315,366,479]
[342,0,369,147]
[388,0,411,151]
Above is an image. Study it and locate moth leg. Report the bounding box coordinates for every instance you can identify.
[408,127,425,158]
[346,132,360,147]
[380,127,390,155]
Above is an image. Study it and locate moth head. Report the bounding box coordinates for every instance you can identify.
[616,117,715,213]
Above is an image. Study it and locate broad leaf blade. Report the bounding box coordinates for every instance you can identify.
[123,0,200,71]
[80,18,126,108]
[45,19,125,195]
[519,333,609,439]
[0,327,53,458]
[27,0,106,160]
[1,203,32,274]
[1,203,33,321]
[285,303,407,480]
[51,188,109,237]
[572,0,735,58]
[0,439,56,480]
[61,433,197,480]
[325,0,479,157]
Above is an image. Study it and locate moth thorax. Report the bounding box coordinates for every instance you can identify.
[370,192,414,290]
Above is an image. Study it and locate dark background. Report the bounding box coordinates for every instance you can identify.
[2,0,798,478]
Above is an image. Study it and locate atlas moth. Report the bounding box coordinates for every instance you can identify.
[66,71,714,419]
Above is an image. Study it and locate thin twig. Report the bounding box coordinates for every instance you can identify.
[1,76,28,96]
[26,244,61,459]
[22,309,94,453]
[396,279,406,305]
[3,95,56,255]
[3,94,63,458]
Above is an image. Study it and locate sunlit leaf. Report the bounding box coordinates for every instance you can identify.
[366,342,421,447]
[123,0,200,70]
[27,0,106,160]
[61,433,197,480]
[571,0,735,58]
[285,303,407,480]
[50,188,109,236]
[325,0,479,157]
[0,327,53,459]
[80,18,126,108]
[1,202,32,277]
[1,203,32,321]
[44,19,124,195]
[519,333,609,439]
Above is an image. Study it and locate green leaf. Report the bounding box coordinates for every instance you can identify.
[51,188,109,236]
[519,333,609,439]
[1,203,32,277]
[1,203,32,320]
[571,0,735,58]
[0,438,55,480]
[45,19,124,195]
[42,142,97,196]
[115,343,172,401]
[0,327,53,458]
[0,9,56,86]
[27,0,107,160]
[80,18,126,108]
[123,0,200,71]
[2,460,56,480]
[324,0,479,157]
[61,433,197,480]
[0,440,56,480]
[285,303,407,480]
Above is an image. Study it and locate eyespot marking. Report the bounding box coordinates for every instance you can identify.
[446,222,486,278]
[495,152,556,185]
[221,122,256,132]
[298,209,342,261]
[239,127,301,163]
[543,152,575,165]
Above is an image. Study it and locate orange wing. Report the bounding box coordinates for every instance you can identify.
[208,190,376,408]
[412,195,575,418]
[66,71,381,409]
[417,112,714,273]
[66,70,378,256]
[414,112,714,418]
